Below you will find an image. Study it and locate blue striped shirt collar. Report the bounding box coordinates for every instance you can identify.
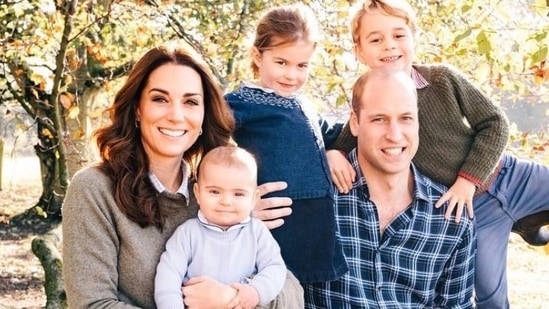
[347,148,433,204]
[148,163,189,198]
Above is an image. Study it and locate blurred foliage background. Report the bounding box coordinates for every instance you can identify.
[0,0,548,218]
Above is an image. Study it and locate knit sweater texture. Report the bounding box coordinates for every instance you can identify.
[331,63,509,187]
[62,167,303,308]
[225,84,342,199]
[155,212,286,308]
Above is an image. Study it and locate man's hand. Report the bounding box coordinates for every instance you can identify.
[254,181,293,229]
[435,176,476,222]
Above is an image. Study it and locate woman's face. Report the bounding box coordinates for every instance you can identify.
[136,63,204,164]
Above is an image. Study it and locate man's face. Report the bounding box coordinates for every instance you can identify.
[350,72,419,178]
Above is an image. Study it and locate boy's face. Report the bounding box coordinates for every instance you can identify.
[354,9,415,72]
[193,163,259,229]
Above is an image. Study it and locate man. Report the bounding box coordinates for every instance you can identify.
[304,69,476,308]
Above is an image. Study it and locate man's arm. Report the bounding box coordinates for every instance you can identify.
[434,220,477,308]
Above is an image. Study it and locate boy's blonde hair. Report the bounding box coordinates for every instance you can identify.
[250,3,321,78]
[197,145,258,184]
[350,0,418,44]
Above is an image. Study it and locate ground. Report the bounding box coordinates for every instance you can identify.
[0,156,548,308]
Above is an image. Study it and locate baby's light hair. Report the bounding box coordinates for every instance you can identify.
[197,145,258,184]
[349,0,418,44]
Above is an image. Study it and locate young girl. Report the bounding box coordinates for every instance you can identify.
[330,1,549,307]
[224,4,348,284]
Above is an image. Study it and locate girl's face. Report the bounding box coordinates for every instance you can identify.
[354,9,415,73]
[136,63,204,165]
[253,39,315,97]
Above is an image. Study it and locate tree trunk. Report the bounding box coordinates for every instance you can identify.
[0,139,3,191]
[31,228,66,309]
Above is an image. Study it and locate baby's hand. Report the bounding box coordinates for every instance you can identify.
[229,283,259,309]
[435,176,476,222]
[326,150,355,193]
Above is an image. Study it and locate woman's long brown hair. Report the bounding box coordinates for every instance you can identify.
[94,45,234,228]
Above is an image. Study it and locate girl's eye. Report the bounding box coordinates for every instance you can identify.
[298,64,309,69]
[276,61,285,66]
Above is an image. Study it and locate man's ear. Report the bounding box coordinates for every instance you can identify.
[350,110,360,137]
[251,47,262,68]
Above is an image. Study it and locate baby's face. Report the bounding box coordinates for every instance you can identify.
[194,163,259,229]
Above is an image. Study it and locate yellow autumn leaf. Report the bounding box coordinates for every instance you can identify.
[41,128,53,138]
[533,74,544,85]
[59,93,72,109]
[67,106,80,119]
[475,62,491,83]
[72,128,86,139]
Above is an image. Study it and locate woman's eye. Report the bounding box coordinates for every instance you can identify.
[152,96,167,103]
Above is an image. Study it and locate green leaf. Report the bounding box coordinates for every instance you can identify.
[454,29,472,42]
[476,30,492,55]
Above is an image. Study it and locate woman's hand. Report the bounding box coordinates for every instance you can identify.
[253,181,293,229]
[183,276,238,309]
[230,283,260,309]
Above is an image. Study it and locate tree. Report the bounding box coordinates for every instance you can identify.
[0,0,548,307]
[0,0,167,224]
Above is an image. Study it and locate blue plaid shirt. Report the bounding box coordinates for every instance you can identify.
[305,149,476,309]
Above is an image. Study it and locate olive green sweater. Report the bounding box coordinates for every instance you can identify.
[62,167,303,309]
[332,63,509,188]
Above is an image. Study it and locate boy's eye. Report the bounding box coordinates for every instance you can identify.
[298,63,309,69]
[275,60,286,65]
[235,192,246,197]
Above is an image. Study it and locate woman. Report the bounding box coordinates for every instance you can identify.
[62,44,302,308]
